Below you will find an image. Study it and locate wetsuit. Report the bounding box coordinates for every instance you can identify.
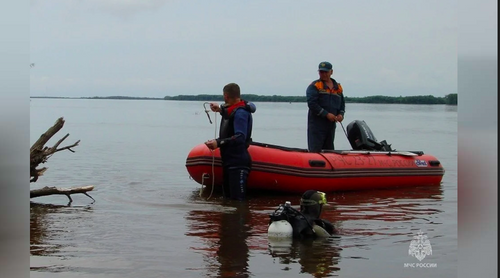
[216,100,256,200]
[306,78,345,152]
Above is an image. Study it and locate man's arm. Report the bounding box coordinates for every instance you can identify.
[306,83,327,117]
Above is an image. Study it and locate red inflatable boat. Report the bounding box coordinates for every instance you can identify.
[185,120,445,193]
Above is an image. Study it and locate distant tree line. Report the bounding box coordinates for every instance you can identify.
[164,93,457,105]
[163,94,306,103]
[82,96,164,100]
[31,93,458,105]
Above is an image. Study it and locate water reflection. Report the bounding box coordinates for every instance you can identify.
[185,185,443,277]
[185,199,251,278]
[269,236,342,277]
[217,202,251,278]
[30,202,94,258]
[30,203,67,257]
[324,185,444,236]
[185,191,343,277]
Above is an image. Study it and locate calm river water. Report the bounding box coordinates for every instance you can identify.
[30,99,457,278]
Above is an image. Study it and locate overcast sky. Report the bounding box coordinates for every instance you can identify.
[30,0,460,98]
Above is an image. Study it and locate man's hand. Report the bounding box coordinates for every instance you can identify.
[204,139,218,150]
[209,103,221,112]
[326,113,337,122]
[336,114,344,122]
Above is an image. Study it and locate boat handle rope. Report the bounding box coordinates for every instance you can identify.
[199,102,219,200]
[199,150,215,200]
[200,172,214,199]
[339,121,349,144]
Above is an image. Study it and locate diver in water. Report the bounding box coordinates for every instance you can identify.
[268,190,336,239]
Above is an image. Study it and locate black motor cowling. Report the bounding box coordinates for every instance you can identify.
[346,120,393,151]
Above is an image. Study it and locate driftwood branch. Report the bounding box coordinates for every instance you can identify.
[29,117,94,204]
[30,117,65,153]
[52,134,80,153]
[30,117,80,182]
[30,186,95,204]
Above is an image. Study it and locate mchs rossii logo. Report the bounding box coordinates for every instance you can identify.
[404,230,437,268]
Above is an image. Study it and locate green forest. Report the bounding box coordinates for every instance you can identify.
[32,93,458,105]
[163,93,458,105]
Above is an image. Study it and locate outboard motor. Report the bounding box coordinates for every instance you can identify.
[346,120,393,151]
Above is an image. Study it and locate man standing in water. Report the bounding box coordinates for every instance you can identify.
[205,83,256,200]
[306,61,345,152]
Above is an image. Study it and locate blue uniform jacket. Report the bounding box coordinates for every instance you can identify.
[306,78,345,127]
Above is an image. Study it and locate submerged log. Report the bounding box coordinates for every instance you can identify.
[30,186,95,204]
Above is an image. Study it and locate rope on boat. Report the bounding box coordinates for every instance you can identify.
[200,172,210,198]
[199,150,216,200]
[200,102,218,200]
[339,121,349,142]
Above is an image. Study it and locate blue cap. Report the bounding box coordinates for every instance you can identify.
[318,61,333,71]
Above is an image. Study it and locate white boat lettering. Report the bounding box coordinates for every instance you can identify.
[415,160,428,167]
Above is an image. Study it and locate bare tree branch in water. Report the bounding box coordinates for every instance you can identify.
[30,117,81,182]
[30,117,94,203]
[30,185,95,204]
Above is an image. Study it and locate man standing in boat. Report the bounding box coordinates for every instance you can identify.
[306,61,345,152]
[204,83,256,200]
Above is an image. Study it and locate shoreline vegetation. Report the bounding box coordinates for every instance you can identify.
[31,93,458,105]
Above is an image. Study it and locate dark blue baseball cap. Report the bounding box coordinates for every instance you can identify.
[318,61,333,71]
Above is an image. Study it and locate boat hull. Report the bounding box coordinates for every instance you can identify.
[185,142,445,193]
